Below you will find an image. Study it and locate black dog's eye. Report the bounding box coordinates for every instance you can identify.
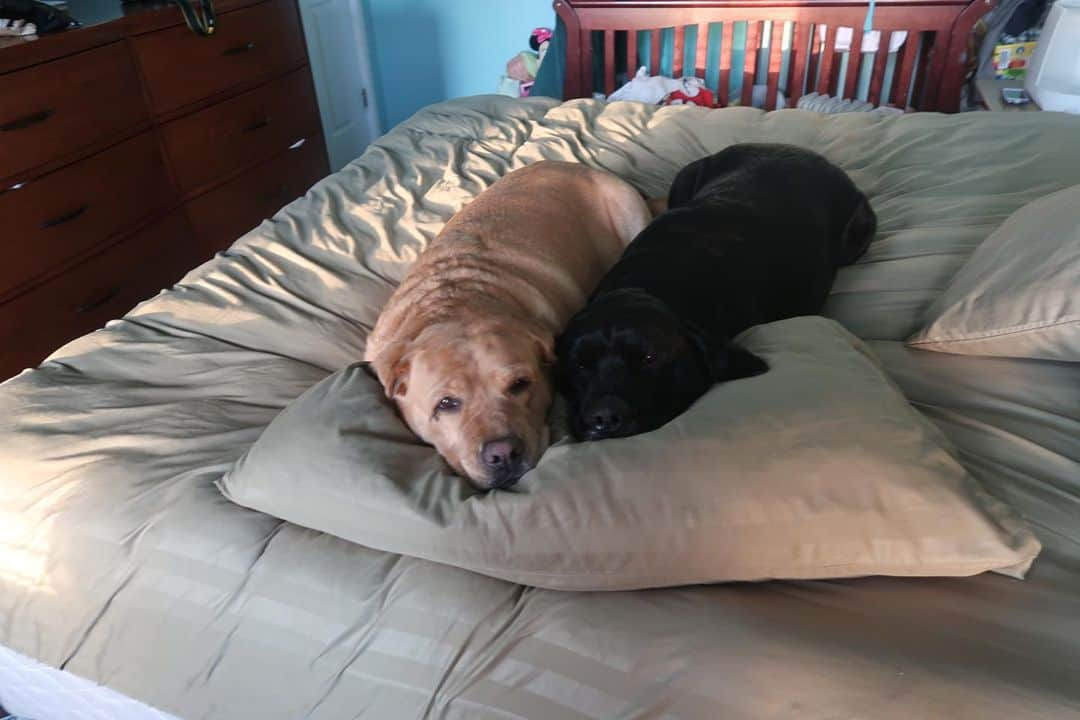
[433,396,461,418]
[508,378,531,395]
[574,345,600,372]
[642,352,657,366]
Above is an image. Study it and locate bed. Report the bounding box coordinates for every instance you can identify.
[2,6,1079,719]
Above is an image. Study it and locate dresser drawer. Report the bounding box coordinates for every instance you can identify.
[0,41,148,181]
[132,0,307,115]
[162,67,320,194]
[186,133,326,258]
[0,211,195,378]
[0,131,174,298]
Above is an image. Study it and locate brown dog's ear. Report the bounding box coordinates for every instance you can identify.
[370,343,412,399]
[385,360,411,398]
[530,328,556,366]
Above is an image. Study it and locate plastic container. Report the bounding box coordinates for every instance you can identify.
[1025,0,1080,113]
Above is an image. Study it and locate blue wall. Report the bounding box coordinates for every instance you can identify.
[365,0,555,131]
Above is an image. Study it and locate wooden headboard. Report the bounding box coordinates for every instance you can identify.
[554,0,994,112]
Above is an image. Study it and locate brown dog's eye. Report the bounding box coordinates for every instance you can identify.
[508,378,531,395]
[434,396,461,418]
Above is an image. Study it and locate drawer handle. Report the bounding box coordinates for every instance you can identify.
[0,109,54,132]
[75,288,120,314]
[223,41,256,56]
[243,116,272,133]
[41,204,88,229]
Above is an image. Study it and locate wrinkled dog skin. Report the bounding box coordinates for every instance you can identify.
[557,144,877,441]
[365,161,651,489]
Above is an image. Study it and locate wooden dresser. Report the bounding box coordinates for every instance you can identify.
[0,0,329,379]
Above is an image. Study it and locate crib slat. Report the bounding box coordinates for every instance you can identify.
[565,21,582,99]
[817,26,837,95]
[742,21,761,107]
[765,21,784,110]
[789,22,811,105]
[673,25,686,77]
[719,22,734,105]
[648,28,661,76]
[582,30,594,95]
[843,28,863,100]
[807,24,821,93]
[627,30,639,76]
[868,31,892,106]
[604,30,616,95]
[892,32,920,108]
[695,23,710,77]
[919,31,949,109]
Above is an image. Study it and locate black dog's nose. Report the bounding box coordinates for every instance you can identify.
[480,435,525,489]
[588,396,630,435]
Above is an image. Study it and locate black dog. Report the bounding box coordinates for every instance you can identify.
[556,143,876,441]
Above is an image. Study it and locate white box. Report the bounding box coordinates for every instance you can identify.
[1025,0,1080,113]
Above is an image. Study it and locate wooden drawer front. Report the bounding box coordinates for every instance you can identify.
[132,0,307,115]
[186,133,326,258]
[0,211,195,379]
[0,131,174,298]
[162,67,320,194]
[0,42,148,181]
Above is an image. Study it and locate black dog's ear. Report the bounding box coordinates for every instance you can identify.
[686,322,769,382]
[667,156,712,210]
[837,193,878,265]
[667,150,744,209]
[717,342,769,381]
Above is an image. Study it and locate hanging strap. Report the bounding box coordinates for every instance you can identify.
[863,0,877,32]
[174,0,215,36]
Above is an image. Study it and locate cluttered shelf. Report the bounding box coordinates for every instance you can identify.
[0,0,265,72]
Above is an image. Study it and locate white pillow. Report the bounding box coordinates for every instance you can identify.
[908,185,1080,360]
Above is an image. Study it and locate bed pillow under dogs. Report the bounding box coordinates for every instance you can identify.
[218,316,1040,591]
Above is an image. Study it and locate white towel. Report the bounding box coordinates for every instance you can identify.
[825,27,908,54]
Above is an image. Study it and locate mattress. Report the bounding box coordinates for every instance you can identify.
[1,96,1078,719]
[0,644,178,720]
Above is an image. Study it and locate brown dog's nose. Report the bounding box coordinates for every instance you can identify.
[480,436,525,489]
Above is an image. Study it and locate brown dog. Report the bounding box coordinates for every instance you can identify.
[365,161,650,489]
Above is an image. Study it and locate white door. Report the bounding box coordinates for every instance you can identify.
[297,0,381,172]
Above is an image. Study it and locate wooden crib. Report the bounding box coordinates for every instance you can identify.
[555,0,995,111]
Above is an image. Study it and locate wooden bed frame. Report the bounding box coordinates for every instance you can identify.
[555,0,995,111]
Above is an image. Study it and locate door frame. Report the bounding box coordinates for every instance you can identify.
[297,0,382,169]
